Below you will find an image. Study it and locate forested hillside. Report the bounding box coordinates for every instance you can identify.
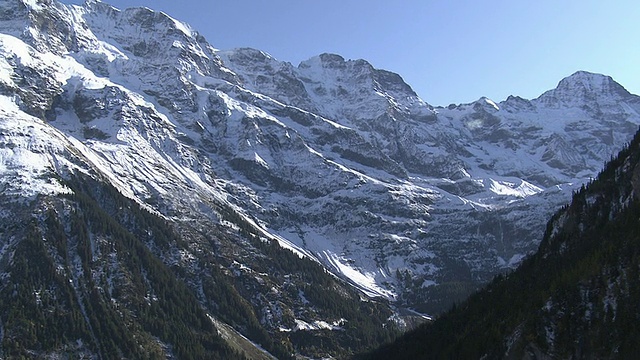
[0,174,398,359]
[0,176,247,359]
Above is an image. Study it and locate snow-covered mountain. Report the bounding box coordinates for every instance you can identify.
[2,1,640,342]
[365,122,640,360]
[216,49,640,309]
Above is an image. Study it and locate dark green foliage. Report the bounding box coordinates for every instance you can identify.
[0,224,90,357]
[67,175,295,358]
[71,173,398,358]
[361,127,640,359]
[0,178,244,359]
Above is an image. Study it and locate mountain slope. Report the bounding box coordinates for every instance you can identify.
[0,111,398,359]
[0,177,250,359]
[2,1,640,349]
[218,49,640,312]
[362,128,640,359]
[0,1,401,358]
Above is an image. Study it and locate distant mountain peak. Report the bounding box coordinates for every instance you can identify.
[299,53,374,71]
[318,52,346,63]
[536,70,632,107]
[566,70,613,81]
[473,96,500,111]
[82,0,116,11]
[559,70,628,94]
[219,47,279,66]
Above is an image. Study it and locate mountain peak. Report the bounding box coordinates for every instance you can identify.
[82,0,119,13]
[473,96,500,111]
[220,47,276,63]
[299,53,374,71]
[559,70,628,94]
[318,52,346,63]
[536,70,632,106]
[543,71,630,99]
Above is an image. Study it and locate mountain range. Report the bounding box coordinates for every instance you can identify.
[1,0,639,357]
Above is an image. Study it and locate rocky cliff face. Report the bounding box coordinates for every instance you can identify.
[218,47,640,310]
[1,0,640,340]
[363,117,640,360]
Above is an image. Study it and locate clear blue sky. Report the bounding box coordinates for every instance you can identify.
[62,0,639,106]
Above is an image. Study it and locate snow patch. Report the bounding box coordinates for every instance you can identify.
[165,14,193,37]
[322,250,395,300]
[290,318,345,332]
[254,152,269,169]
[484,97,500,110]
[0,96,73,197]
[21,0,43,11]
[421,279,437,288]
[487,178,543,197]
[497,253,526,267]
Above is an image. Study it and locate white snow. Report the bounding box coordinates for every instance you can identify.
[168,16,193,37]
[0,34,35,64]
[484,97,500,110]
[254,152,269,169]
[21,0,43,11]
[497,253,526,267]
[421,279,437,288]
[0,56,14,86]
[0,96,73,198]
[292,318,345,332]
[486,178,543,198]
[322,250,395,299]
[465,119,483,130]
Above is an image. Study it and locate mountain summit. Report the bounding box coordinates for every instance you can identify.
[536,70,634,108]
[1,0,640,357]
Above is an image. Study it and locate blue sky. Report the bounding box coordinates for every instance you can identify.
[62,0,639,106]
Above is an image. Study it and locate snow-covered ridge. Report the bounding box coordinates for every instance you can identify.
[2,0,640,313]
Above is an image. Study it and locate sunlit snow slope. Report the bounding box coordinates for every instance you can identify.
[2,0,640,314]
